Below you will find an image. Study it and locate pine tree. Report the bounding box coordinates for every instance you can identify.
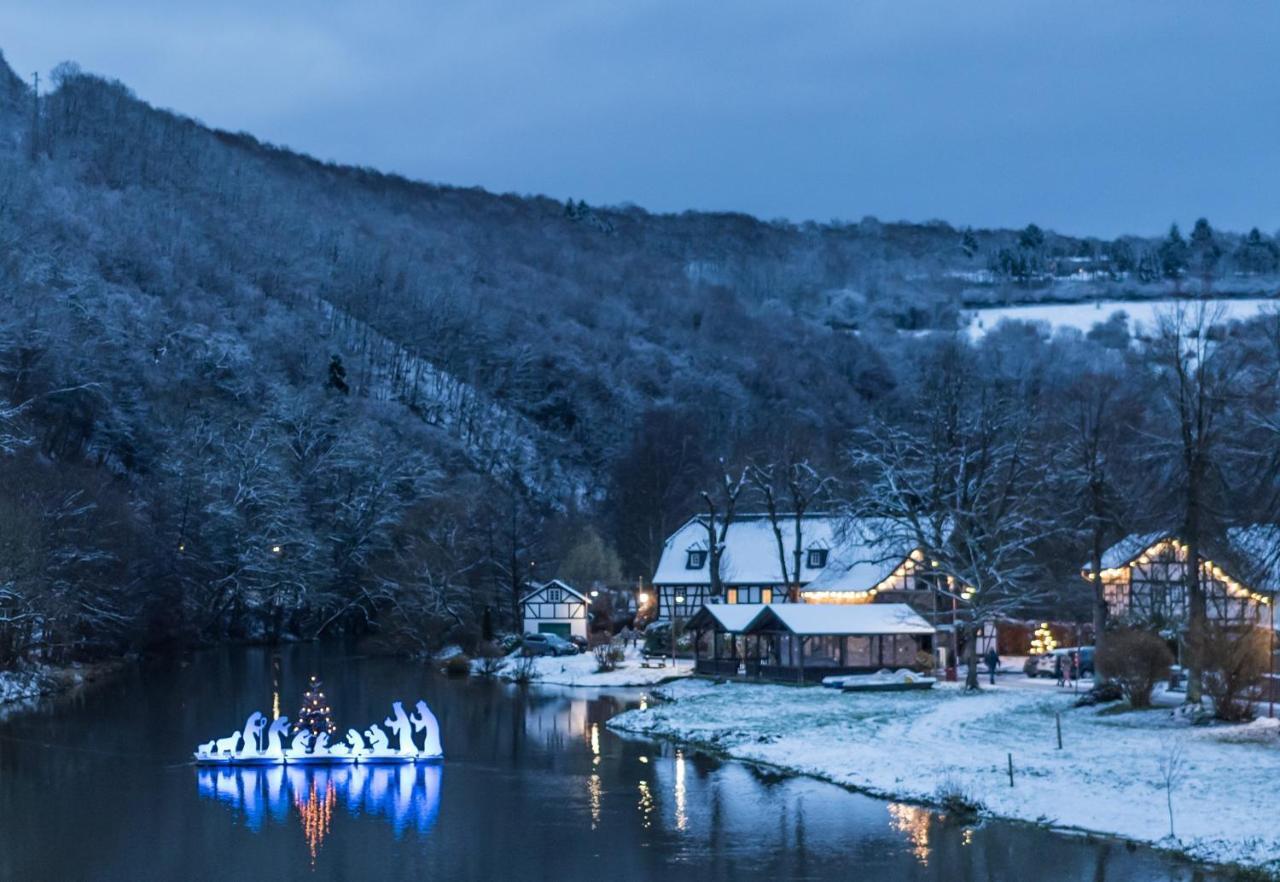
[325,354,349,394]
[296,676,336,736]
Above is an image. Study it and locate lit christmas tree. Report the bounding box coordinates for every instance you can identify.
[296,676,336,737]
[1029,622,1058,656]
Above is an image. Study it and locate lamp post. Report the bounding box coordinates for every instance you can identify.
[673,594,685,669]
[1270,598,1275,719]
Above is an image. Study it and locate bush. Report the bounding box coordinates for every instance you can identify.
[511,654,541,685]
[1095,630,1173,709]
[474,642,507,678]
[442,654,471,677]
[934,776,982,815]
[592,643,617,672]
[1201,625,1269,722]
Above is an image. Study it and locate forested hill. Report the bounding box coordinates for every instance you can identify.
[0,51,1276,661]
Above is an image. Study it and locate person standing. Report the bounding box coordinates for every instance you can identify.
[983,646,1000,685]
[1054,652,1065,686]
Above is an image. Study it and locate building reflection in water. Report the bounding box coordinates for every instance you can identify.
[196,763,442,857]
[887,802,931,866]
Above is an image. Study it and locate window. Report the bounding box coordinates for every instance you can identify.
[686,550,707,569]
[806,548,829,569]
[545,587,562,602]
[761,588,773,604]
[726,589,738,604]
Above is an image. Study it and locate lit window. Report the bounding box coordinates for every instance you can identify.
[686,550,707,569]
[807,549,829,569]
[761,588,773,604]
[727,589,738,604]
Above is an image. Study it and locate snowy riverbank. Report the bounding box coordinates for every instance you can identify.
[478,646,694,687]
[0,661,125,715]
[608,679,1280,874]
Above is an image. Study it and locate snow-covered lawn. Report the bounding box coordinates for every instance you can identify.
[966,297,1277,339]
[477,646,694,687]
[609,679,1280,873]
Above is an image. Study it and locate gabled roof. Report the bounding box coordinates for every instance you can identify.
[1223,525,1280,593]
[1082,527,1280,596]
[652,514,914,589]
[742,603,935,636]
[519,579,587,605]
[685,603,769,633]
[1081,530,1172,572]
[802,520,918,593]
[653,513,841,587]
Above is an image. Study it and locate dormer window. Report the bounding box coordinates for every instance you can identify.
[806,548,829,569]
[546,587,562,601]
[686,550,707,570]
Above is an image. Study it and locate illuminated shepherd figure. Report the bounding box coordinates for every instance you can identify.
[411,700,443,757]
[384,701,417,754]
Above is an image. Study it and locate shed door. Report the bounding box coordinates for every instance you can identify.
[538,622,571,638]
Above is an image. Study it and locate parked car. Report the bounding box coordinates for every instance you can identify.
[521,632,579,657]
[569,635,589,653]
[1024,646,1094,678]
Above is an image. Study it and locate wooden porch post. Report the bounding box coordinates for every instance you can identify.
[797,635,805,684]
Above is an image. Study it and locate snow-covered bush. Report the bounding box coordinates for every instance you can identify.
[592,643,617,673]
[1096,629,1173,708]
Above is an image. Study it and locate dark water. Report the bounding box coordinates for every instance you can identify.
[0,644,1224,881]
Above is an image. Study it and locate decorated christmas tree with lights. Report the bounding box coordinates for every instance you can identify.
[1029,622,1057,656]
[296,676,336,736]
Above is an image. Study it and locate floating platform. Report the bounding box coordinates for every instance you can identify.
[194,700,444,766]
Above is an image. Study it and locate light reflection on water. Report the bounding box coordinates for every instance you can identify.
[196,762,442,856]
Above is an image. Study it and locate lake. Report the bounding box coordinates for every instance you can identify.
[0,644,1224,881]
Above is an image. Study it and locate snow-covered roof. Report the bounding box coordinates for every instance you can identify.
[652,514,910,589]
[743,603,934,636]
[1081,530,1171,572]
[685,603,768,633]
[802,520,916,592]
[519,579,587,605]
[1224,525,1280,593]
[1083,527,1280,595]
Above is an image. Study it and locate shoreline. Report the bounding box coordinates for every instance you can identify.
[607,679,1280,879]
[0,659,129,715]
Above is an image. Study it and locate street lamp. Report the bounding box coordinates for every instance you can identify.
[672,595,685,669]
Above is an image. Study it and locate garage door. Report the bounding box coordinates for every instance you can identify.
[538,622,571,639]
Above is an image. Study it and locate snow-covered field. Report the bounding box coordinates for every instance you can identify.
[478,646,693,687]
[609,679,1280,873]
[966,297,1277,339]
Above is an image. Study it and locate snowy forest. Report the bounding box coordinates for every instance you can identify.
[1,52,1279,667]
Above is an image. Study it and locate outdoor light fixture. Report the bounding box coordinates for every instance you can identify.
[271,544,282,554]
[639,592,651,603]
[590,590,599,598]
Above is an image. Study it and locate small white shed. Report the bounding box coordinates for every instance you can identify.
[520,579,589,640]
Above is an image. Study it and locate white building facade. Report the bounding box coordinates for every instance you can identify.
[520,579,589,639]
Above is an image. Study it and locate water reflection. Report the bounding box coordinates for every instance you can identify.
[887,802,932,866]
[196,763,442,856]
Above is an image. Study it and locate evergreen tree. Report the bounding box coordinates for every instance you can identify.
[1159,223,1188,279]
[296,676,336,736]
[326,354,349,394]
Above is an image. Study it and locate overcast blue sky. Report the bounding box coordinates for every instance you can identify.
[2,2,1276,237]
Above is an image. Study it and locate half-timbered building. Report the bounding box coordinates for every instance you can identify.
[520,579,588,639]
[1081,527,1277,632]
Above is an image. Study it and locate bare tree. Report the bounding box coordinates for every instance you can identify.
[701,459,748,599]
[850,344,1053,690]
[1145,303,1256,704]
[751,460,837,599]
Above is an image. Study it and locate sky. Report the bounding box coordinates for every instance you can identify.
[1,1,1277,238]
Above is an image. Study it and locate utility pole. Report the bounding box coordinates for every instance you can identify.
[29,71,38,162]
